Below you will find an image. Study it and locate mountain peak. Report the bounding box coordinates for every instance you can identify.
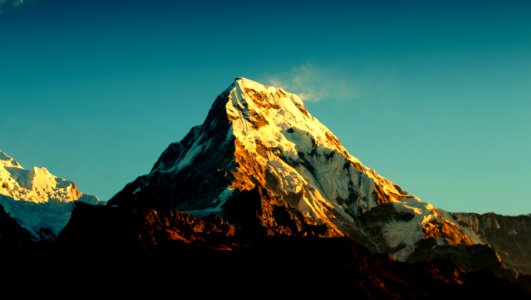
[225,77,344,158]
[233,76,264,87]
[110,77,478,261]
[0,151,100,239]
[0,150,21,169]
[233,76,276,90]
[230,76,305,110]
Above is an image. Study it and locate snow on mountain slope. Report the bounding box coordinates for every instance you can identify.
[109,77,482,261]
[0,151,99,239]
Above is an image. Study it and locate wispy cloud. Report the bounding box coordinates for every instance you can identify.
[263,64,360,102]
[0,0,30,12]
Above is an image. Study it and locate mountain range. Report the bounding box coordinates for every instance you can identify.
[0,150,99,241]
[1,77,530,297]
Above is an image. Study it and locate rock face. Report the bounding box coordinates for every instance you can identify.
[0,151,99,239]
[451,212,531,275]
[56,204,530,298]
[108,77,513,268]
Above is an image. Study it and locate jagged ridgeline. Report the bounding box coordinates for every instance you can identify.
[0,151,99,241]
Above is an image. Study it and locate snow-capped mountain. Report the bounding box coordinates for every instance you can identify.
[0,151,99,239]
[0,78,529,296]
[109,77,485,262]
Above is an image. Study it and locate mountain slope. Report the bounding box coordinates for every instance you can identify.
[0,151,99,239]
[57,204,530,298]
[0,202,32,243]
[109,77,484,262]
[451,212,531,275]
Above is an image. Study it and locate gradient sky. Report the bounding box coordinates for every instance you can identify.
[1,0,530,215]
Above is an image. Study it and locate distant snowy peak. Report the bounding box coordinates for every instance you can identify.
[0,150,99,239]
[0,150,22,168]
[0,150,84,204]
[111,77,476,261]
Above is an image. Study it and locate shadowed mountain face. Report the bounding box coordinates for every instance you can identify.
[451,212,531,275]
[54,203,529,298]
[0,203,31,243]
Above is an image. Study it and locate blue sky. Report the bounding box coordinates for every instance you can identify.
[1,0,530,214]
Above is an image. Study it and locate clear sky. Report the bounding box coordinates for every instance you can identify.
[1,0,530,215]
